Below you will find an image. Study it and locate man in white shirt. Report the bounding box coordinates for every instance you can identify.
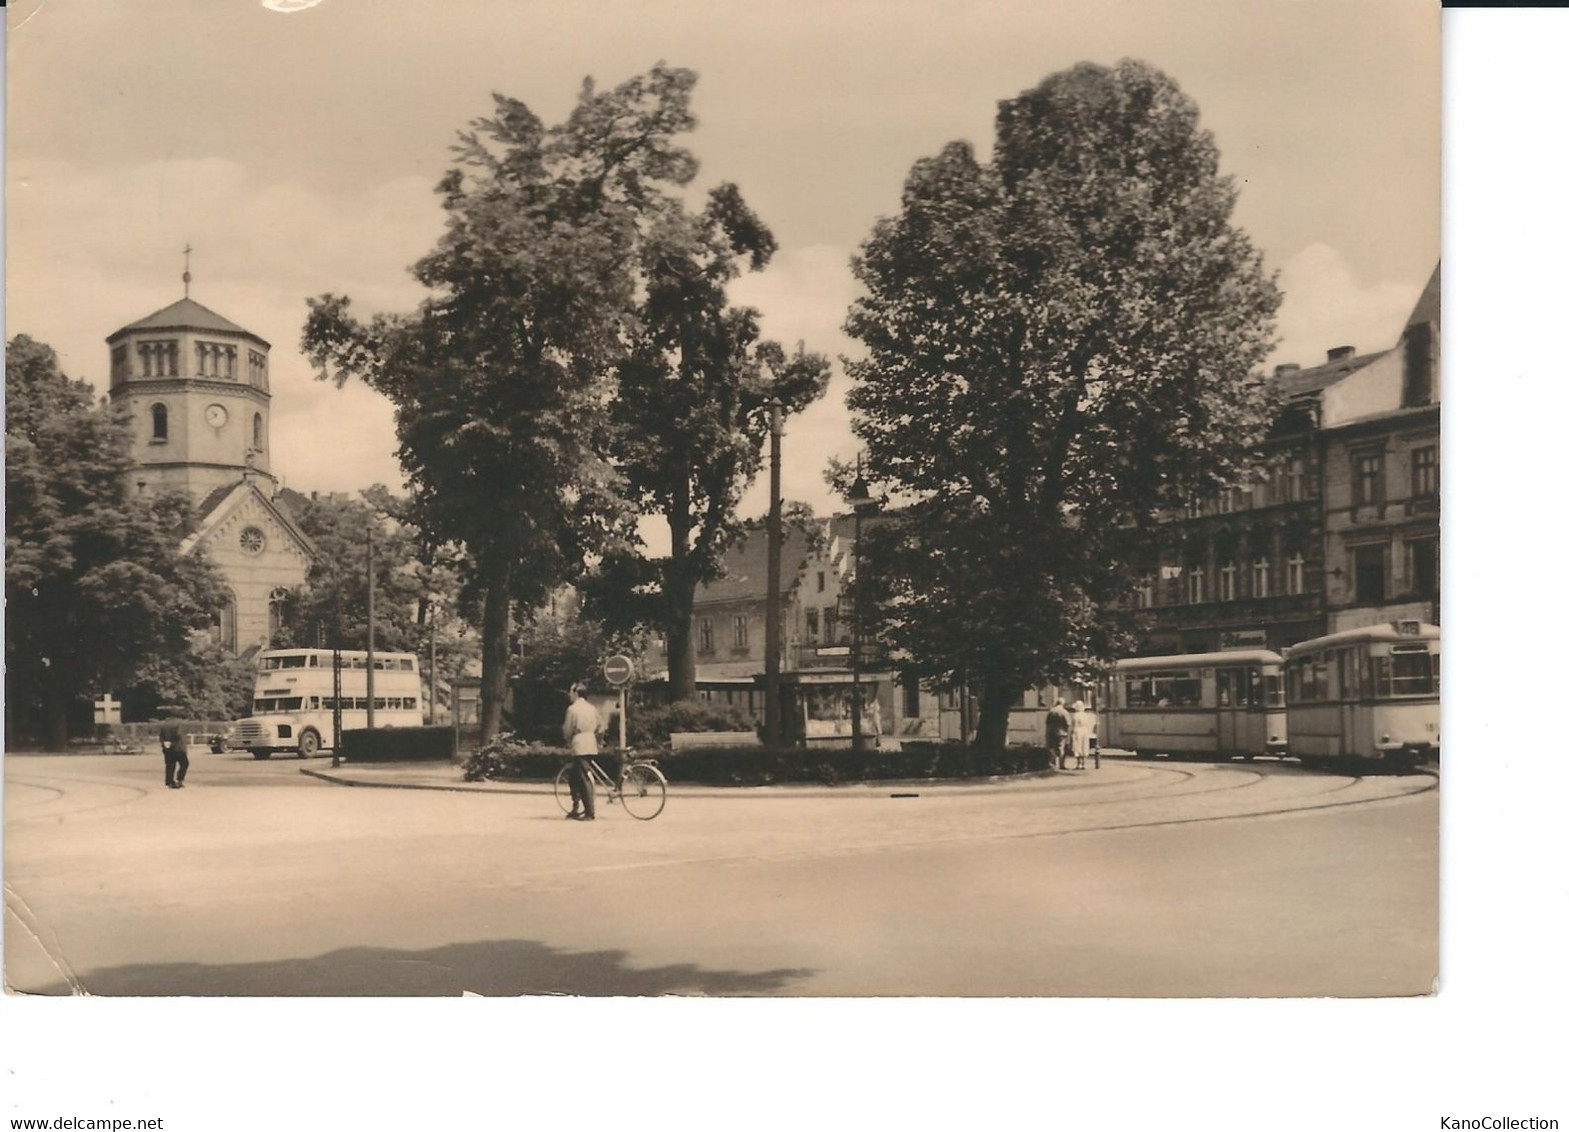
[562,683,603,821]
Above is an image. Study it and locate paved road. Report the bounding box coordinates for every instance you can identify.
[4,751,1436,996]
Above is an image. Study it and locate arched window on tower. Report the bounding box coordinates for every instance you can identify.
[151,403,168,443]
[253,412,264,451]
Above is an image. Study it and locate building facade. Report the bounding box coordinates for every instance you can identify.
[108,296,313,656]
[1132,264,1440,655]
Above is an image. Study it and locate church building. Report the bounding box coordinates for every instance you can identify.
[107,292,314,655]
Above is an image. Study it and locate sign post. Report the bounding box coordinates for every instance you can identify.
[603,654,634,750]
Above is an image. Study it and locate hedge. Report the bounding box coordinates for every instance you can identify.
[463,733,1057,786]
[343,726,457,762]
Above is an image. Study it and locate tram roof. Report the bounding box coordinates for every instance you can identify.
[1284,621,1440,657]
[1112,649,1283,672]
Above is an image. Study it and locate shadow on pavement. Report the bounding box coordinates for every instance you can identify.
[73,938,817,997]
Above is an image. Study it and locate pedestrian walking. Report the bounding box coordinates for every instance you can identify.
[1070,700,1096,771]
[561,682,604,822]
[1046,697,1072,769]
[158,718,189,789]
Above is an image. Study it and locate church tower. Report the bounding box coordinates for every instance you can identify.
[107,290,275,503]
[107,264,313,656]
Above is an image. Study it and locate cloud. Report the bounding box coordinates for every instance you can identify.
[1270,243,1423,370]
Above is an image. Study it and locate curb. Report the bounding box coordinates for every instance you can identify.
[297,763,1132,799]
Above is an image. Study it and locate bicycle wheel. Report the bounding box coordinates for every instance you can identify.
[618,762,667,820]
[553,763,575,813]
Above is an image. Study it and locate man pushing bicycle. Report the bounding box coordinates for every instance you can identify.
[562,682,604,822]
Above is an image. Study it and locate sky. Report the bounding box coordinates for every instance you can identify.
[4,0,1439,525]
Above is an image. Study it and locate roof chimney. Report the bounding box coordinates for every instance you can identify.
[1274,363,1301,378]
[1327,345,1355,362]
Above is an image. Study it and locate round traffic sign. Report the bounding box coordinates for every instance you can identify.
[603,654,635,686]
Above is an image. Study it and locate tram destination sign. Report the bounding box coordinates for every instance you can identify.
[603,654,636,687]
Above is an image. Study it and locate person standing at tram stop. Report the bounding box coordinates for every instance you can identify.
[562,682,604,822]
[158,717,189,790]
[1046,697,1072,770]
[1070,700,1097,771]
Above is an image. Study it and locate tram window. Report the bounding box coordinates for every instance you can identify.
[1375,652,1435,697]
[1125,672,1204,708]
[1293,656,1332,702]
[1262,672,1284,708]
[1217,669,1237,707]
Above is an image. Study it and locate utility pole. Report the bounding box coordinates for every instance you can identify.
[763,396,783,748]
[428,605,438,725]
[366,526,377,729]
[847,461,873,753]
[331,568,344,767]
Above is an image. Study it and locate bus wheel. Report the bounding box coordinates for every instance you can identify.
[298,729,321,759]
[252,750,272,760]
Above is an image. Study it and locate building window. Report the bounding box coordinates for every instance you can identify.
[816,571,826,593]
[268,588,289,644]
[1408,539,1439,598]
[249,350,267,384]
[1216,489,1234,514]
[823,608,838,643]
[1187,569,1206,605]
[658,634,667,655]
[111,345,130,385]
[1353,452,1385,509]
[239,526,266,555]
[140,340,179,378]
[253,413,264,451]
[1287,554,1305,596]
[1285,458,1306,503]
[805,609,820,642]
[1134,575,1155,609]
[732,615,748,650]
[1218,565,1237,602]
[1403,321,1435,407]
[1252,558,1270,599]
[698,618,713,654]
[218,591,238,654]
[150,402,168,442]
[1412,447,1438,499]
[1353,545,1387,603]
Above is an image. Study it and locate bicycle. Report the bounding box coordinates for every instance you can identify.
[554,752,668,820]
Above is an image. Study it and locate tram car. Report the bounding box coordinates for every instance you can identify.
[1100,650,1288,761]
[1282,621,1439,771]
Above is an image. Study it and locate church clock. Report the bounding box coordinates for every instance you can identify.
[205,403,229,429]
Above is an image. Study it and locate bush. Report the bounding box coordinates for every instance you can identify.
[463,733,571,782]
[461,733,1058,787]
[625,699,754,746]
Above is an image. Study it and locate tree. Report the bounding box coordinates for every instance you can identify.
[5,336,227,745]
[598,184,830,700]
[843,61,1281,749]
[302,66,703,740]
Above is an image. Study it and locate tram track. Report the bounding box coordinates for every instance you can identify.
[4,771,155,826]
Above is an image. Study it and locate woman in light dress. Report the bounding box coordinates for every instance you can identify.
[1069,700,1097,770]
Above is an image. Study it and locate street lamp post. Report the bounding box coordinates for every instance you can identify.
[847,466,873,753]
[764,397,783,748]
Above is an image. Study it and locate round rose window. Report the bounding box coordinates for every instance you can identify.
[239,526,266,554]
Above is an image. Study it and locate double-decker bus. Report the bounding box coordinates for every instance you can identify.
[231,648,424,759]
[1100,650,1288,761]
[1283,621,1439,771]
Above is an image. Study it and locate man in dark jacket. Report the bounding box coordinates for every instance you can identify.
[1046,698,1072,770]
[158,719,189,789]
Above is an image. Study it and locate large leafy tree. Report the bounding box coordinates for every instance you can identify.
[5,336,226,745]
[599,185,830,700]
[844,60,1281,749]
[302,66,702,739]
